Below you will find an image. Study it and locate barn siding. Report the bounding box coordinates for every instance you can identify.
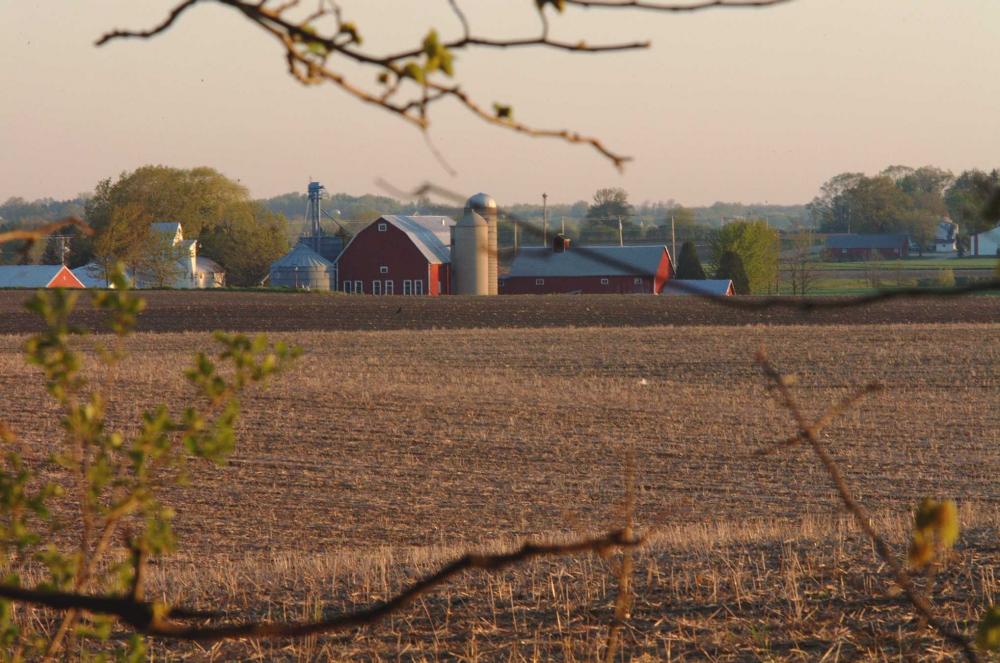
[48,266,85,288]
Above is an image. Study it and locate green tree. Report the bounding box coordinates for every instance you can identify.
[582,188,634,243]
[675,241,706,280]
[91,202,152,282]
[945,169,1000,235]
[198,203,290,286]
[715,250,750,295]
[710,220,779,294]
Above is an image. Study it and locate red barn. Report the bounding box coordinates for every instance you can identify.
[501,237,673,294]
[336,215,455,295]
[0,264,85,289]
[823,233,910,260]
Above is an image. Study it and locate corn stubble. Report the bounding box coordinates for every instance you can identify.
[0,322,996,660]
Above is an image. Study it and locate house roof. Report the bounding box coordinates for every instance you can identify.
[378,215,455,264]
[71,263,109,288]
[970,224,1000,239]
[662,279,734,296]
[0,264,82,288]
[507,245,667,278]
[270,242,333,269]
[151,222,182,238]
[825,234,909,250]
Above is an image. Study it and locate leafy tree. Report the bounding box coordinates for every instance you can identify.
[198,203,290,286]
[781,227,818,295]
[675,241,706,280]
[582,188,635,243]
[945,169,1000,235]
[715,250,750,295]
[91,202,153,281]
[710,220,779,294]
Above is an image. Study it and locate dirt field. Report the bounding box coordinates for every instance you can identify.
[0,289,998,333]
[0,316,997,660]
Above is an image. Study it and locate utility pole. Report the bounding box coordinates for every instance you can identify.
[542,192,548,247]
[618,216,624,247]
[670,215,676,263]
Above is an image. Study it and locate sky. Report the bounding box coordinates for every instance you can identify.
[2,1,999,207]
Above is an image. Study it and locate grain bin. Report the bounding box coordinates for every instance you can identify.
[452,208,489,295]
[268,243,335,290]
[465,193,498,295]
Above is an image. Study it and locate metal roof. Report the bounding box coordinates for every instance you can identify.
[0,264,76,288]
[662,279,734,296]
[507,245,667,278]
[270,242,333,269]
[71,263,109,288]
[379,215,455,264]
[825,234,908,250]
[195,256,224,274]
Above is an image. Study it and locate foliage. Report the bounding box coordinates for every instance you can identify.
[674,241,706,280]
[936,268,956,288]
[710,220,778,294]
[781,227,818,295]
[907,498,959,568]
[978,607,1000,652]
[945,169,1000,236]
[82,166,288,286]
[714,250,750,295]
[0,265,298,658]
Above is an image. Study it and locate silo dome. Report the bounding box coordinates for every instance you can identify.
[465,193,497,214]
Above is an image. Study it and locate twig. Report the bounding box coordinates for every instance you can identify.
[0,529,641,642]
[755,349,979,662]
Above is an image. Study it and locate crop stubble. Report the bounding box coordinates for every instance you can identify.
[0,315,997,660]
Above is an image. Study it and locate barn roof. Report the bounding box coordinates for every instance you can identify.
[0,264,82,288]
[72,263,109,288]
[507,245,667,278]
[825,233,908,250]
[662,279,734,296]
[270,243,333,269]
[379,215,455,264]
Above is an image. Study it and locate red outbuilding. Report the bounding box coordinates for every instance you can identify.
[0,264,85,289]
[501,236,673,294]
[335,215,455,295]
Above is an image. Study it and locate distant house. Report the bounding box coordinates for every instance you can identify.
[501,236,673,294]
[935,219,959,253]
[662,279,735,296]
[0,264,85,289]
[75,223,225,289]
[969,224,1000,256]
[823,234,910,261]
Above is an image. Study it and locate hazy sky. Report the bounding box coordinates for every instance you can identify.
[2,1,999,207]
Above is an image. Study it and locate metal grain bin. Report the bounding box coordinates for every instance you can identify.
[269,243,335,291]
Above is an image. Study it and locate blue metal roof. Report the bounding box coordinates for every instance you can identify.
[662,279,734,296]
[0,265,76,288]
[507,245,667,278]
[379,215,455,264]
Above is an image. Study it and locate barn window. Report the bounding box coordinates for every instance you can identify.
[414,279,424,295]
[377,223,387,232]
[379,265,388,274]
[354,280,363,294]
[600,278,609,285]
[634,277,642,284]
[403,280,413,295]
[535,278,545,285]
[372,280,382,295]
[384,280,394,295]
[342,281,351,294]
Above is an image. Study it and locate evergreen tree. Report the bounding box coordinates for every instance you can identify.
[675,241,706,279]
[715,250,750,294]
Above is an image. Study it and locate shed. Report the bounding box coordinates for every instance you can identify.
[969,224,1000,256]
[823,234,910,260]
[501,239,672,294]
[0,264,86,289]
[335,215,455,295]
[662,279,735,296]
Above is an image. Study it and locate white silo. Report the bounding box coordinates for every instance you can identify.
[465,193,498,295]
[452,207,489,295]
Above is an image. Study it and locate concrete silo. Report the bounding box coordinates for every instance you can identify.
[268,243,335,290]
[465,193,498,295]
[452,208,489,295]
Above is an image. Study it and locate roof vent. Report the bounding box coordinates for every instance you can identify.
[553,234,571,253]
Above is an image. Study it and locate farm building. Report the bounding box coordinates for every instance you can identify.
[662,279,735,296]
[0,264,85,289]
[501,236,673,294]
[336,215,456,295]
[268,243,335,290]
[969,224,1000,256]
[935,219,959,253]
[823,233,910,260]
